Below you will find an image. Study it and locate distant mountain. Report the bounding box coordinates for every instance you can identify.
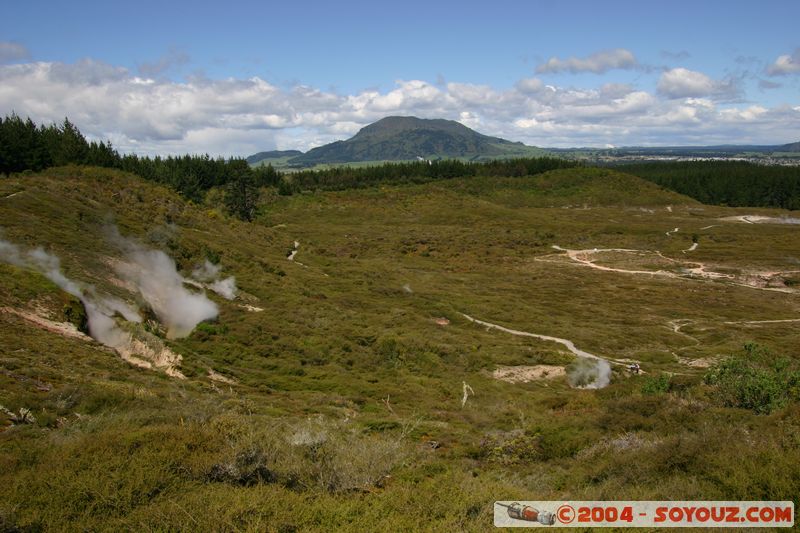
[246,150,303,165]
[247,116,546,168]
[293,116,546,165]
[777,141,800,152]
[246,117,800,168]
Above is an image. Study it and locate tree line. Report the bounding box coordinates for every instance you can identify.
[6,115,798,218]
[287,157,579,192]
[619,161,800,210]
[0,114,580,212]
[0,114,277,220]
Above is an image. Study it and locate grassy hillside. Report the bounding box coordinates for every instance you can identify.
[2,166,800,530]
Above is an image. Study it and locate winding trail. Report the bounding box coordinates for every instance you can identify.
[666,227,679,236]
[724,318,800,326]
[666,319,700,345]
[541,245,796,294]
[459,313,636,370]
[547,246,675,277]
[721,215,800,225]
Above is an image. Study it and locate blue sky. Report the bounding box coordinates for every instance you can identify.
[1,0,798,155]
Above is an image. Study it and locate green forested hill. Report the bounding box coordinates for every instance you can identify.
[261,116,549,166]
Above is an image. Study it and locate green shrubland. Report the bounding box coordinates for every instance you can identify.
[1,164,799,529]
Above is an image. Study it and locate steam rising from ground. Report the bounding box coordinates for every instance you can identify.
[0,237,141,350]
[460,313,614,389]
[1,229,222,357]
[567,358,612,389]
[110,231,220,338]
[192,259,237,300]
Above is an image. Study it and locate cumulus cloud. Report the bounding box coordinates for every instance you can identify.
[0,41,30,63]
[766,49,800,76]
[657,68,739,100]
[536,48,637,74]
[0,57,797,152]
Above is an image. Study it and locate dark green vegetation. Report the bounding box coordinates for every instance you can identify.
[0,113,280,209]
[705,343,800,414]
[621,161,800,210]
[6,115,800,214]
[288,157,579,192]
[2,161,800,530]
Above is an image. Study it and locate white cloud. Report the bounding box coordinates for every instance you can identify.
[536,48,637,74]
[0,41,30,63]
[0,58,797,154]
[515,78,544,94]
[657,68,739,100]
[766,49,800,76]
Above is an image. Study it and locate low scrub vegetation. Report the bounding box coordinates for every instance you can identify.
[705,343,800,414]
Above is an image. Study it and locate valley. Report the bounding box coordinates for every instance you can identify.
[1,165,799,530]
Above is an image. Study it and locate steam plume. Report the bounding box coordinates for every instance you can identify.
[192,259,237,300]
[567,358,612,389]
[111,233,219,339]
[0,238,141,349]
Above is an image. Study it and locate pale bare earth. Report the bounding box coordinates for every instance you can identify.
[208,369,237,384]
[0,306,187,379]
[675,354,719,369]
[491,365,566,383]
[542,245,798,294]
[720,215,800,225]
[115,335,186,379]
[0,306,91,341]
[287,241,300,261]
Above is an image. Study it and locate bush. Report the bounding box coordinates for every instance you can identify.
[205,415,412,493]
[705,344,799,414]
[641,374,671,395]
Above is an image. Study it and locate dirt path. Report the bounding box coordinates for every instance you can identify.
[2,191,22,200]
[459,312,638,369]
[543,245,796,294]
[547,246,675,277]
[666,227,679,236]
[721,215,800,225]
[724,318,800,325]
[287,241,300,261]
[682,242,698,253]
[667,319,700,345]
